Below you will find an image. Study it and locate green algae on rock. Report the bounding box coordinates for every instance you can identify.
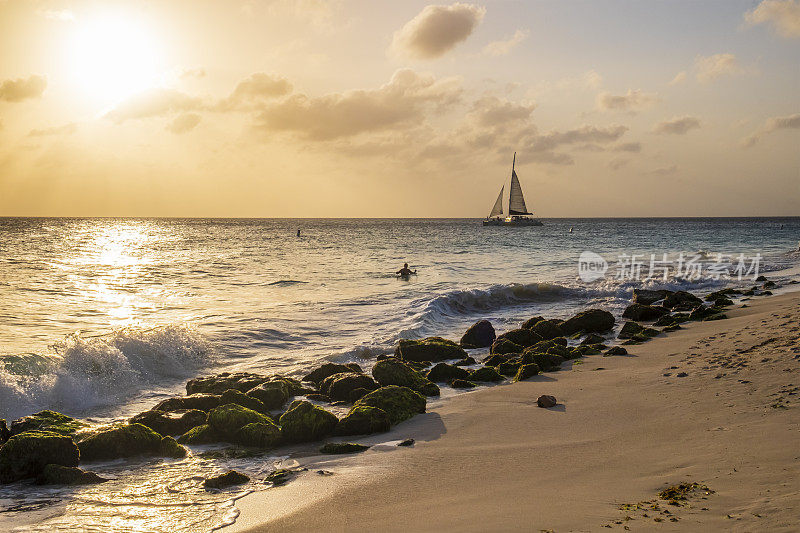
[203,470,250,489]
[9,410,86,437]
[303,363,359,385]
[279,400,338,443]
[219,389,268,413]
[154,393,222,413]
[334,405,391,436]
[245,380,290,410]
[353,386,426,426]
[372,359,440,396]
[130,409,208,437]
[177,424,219,445]
[395,337,467,362]
[208,404,275,439]
[35,464,108,485]
[320,372,379,401]
[467,366,504,382]
[0,431,80,483]
[450,378,476,389]
[77,423,169,462]
[234,422,282,448]
[319,442,370,454]
[513,363,540,382]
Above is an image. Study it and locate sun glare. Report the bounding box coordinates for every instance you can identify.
[66,11,162,105]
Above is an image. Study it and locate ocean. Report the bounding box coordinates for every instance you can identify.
[1,216,799,530]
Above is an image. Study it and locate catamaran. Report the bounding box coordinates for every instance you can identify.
[483,153,543,226]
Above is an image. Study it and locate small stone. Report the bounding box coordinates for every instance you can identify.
[537,395,557,408]
[319,442,370,454]
[397,438,415,447]
[677,372,688,377]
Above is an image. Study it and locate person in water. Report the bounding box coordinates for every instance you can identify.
[396,263,416,276]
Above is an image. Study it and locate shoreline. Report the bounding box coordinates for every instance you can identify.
[225,291,800,532]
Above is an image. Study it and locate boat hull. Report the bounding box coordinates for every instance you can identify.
[482,217,543,227]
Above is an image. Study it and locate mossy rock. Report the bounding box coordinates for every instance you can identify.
[525,319,564,340]
[618,321,659,339]
[372,359,440,396]
[348,388,370,403]
[496,360,522,377]
[187,372,269,395]
[513,363,540,382]
[663,291,703,310]
[580,333,606,345]
[622,303,668,321]
[271,375,310,396]
[521,351,561,372]
[570,344,603,357]
[0,419,9,444]
[279,400,338,443]
[35,464,108,485]
[490,337,523,355]
[482,353,511,366]
[495,328,542,349]
[302,363,358,384]
[130,409,208,437]
[203,470,250,489]
[520,315,546,329]
[154,393,221,413]
[334,406,391,436]
[395,337,468,363]
[450,379,476,389]
[77,423,165,462]
[319,442,370,454]
[245,381,290,410]
[9,410,86,437]
[459,319,496,348]
[426,362,470,383]
[159,436,188,458]
[453,356,477,366]
[468,366,504,382]
[604,346,628,356]
[663,324,682,332]
[0,431,80,483]
[234,422,281,448]
[632,289,672,305]
[220,389,267,413]
[560,309,614,335]
[208,404,274,439]
[353,386,426,426]
[177,424,219,445]
[320,372,379,401]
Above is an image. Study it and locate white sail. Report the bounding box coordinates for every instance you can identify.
[489,186,504,217]
[508,154,529,215]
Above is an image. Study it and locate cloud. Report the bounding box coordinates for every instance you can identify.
[179,68,206,80]
[694,53,745,83]
[742,112,800,147]
[391,3,486,59]
[0,75,47,102]
[37,9,75,21]
[105,88,202,123]
[28,123,77,137]
[469,96,536,127]
[669,71,687,86]
[254,68,462,140]
[745,0,800,38]
[596,89,658,113]
[608,157,629,170]
[653,116,701,135]
[166,113,201,134]
[649,165,678,176]
[482,29,529,57]
[217,73,293,111]
[612,142,642,152]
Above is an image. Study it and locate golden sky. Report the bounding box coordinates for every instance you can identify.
[0,0,798,217]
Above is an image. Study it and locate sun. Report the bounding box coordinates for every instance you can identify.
[66,10,162,105]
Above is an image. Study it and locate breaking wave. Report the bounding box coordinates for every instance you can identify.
[0,324,211,420]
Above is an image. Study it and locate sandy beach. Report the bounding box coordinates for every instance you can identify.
[226,291,800,533]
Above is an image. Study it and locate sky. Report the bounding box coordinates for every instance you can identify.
[0,0,798,217]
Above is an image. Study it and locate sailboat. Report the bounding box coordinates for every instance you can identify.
[482,153,543,226]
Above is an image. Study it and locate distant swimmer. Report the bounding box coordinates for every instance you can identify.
[396,263,417,278]
[297,229,301,237]
[569,227,573,233]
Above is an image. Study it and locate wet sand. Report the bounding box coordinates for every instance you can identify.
[225,291,800,532]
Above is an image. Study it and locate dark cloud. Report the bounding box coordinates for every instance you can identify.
[612,142,642,152]
[391,3,486,59]
[653,116,701,135]
[0,75,47,102]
